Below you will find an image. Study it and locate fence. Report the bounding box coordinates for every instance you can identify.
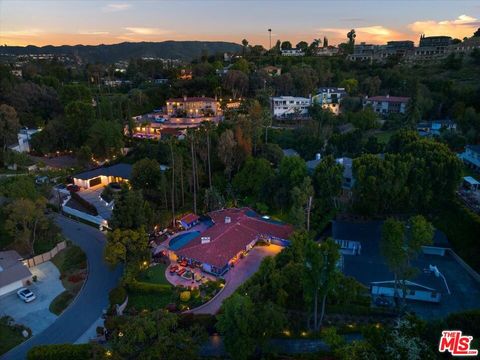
[25,241,67,268]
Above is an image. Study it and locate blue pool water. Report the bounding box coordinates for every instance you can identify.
[169,231,200,251]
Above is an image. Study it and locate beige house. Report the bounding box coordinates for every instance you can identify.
[166,97,221,118]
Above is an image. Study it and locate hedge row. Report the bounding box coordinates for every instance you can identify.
[27,344,93,360]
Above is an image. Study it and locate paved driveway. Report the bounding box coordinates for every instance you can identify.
[190,244,283,315]
[0,262,64,335]
[77,186,113,220]
[1,215,123,360]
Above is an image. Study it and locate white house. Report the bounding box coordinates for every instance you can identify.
[312,87,347,115]
[270,96,311,118]
[363,95,409,115]
[281,49,305,57]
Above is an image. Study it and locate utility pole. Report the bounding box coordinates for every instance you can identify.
[268,28,272,50]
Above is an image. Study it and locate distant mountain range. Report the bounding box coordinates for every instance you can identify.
[0,41,242,62]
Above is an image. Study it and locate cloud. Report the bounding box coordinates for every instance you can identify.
[103,3,131,12]
[319,25,410,44]
[124,27,171,36]
[78,30,110,35]
[408,14,480,38]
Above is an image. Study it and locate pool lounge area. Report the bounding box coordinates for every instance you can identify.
[169,231,201,251]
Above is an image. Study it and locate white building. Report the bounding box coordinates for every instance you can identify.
[271,96,311,118]
[363,95,409,115]
[9,128,40,153]
[281,49,305,57]
[312,87,347,115]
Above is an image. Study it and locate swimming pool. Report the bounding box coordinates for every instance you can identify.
[169,231,200,251]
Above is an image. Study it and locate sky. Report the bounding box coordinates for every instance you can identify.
[0,0,479,47]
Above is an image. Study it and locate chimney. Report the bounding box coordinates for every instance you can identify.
[184,95,187,102]
[225,216,231,224]
[386,94,390,99]
[316,153,321,160]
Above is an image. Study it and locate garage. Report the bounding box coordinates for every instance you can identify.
[89,177,102,187]
[0,280,23,297]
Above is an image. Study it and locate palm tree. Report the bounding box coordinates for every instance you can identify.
[241,39,249,57]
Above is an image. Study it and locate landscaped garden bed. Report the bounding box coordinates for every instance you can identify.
[49,244,87,315]
[0,316,31,356]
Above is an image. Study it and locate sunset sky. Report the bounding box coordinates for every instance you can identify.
[0,0,479,47]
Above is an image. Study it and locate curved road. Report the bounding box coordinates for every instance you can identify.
[2,215,123,360]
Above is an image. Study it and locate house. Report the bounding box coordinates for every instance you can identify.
[262,66,281,76]
[414,35,452,60]
[154,78,169,85]
[282,148,300,157]
[363,95,409,115]
[315,46,339,57]
[312,87,347,115]
[460,145,480,172]
[417,120,456,137]
[0,250,32,296]
[9,128,41,153]
[179,213,200,230]
[270,96,311,118]
[306,153,322,173]
[178,69,193,80]
[72,163,133,189]
[332,221,461,305]
[463,176,480,192]
[166,97,221,118]
[336,157,354,190]
[169,208,293,276]
[281,49,305,57]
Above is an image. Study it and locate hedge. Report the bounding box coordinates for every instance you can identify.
[109,286,127,306]
[27,344,93,360]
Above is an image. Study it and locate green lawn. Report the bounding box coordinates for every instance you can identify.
[137,264,169,285]
[0,317,28,355]
[373,130,395,144]
[127,292,173,311]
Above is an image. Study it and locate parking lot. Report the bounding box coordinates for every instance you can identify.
[0,262,65,334]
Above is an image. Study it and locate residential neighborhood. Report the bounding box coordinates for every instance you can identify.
[1,1,480,360]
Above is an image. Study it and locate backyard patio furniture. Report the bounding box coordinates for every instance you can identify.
[177,268,186,276]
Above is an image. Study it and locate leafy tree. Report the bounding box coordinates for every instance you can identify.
[30,118,69,154]
[59,84,91,105]
[223,70,248,99]
[233,157,273,203]
[257,143,283,166]
[289,177,314,230]
[280,41,292,50]
[339,78,359,95]
[87,119,124,159]
[76,145,92,168]
[405,81,421,128]
[204,186,225,211]
[131,158,162,193]
[217,129,237,180]
[105,227,149,277]
[296,41,309,52]
[381,216,434,308]
[110,188,147,230]
[0,176,38,200]
[313,155,343,210]
[303,236,340,330]
[217,293,258,360]
[111,310,206,359]
[5,197,51,256]
[0,104,20,159]
[64,101,95,147]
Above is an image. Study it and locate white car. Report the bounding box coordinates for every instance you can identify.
[17,288,36,303]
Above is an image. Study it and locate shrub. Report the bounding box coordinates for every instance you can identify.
[27,344,92,360]
[446,309,480,337]
[180,291,191,302]
[109,286,127,306]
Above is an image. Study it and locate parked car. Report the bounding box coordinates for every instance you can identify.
[67,184,80,192]
[169,265,179,274]
[374,295,391,307]
[35,176,49,185]
[17,288,36,303]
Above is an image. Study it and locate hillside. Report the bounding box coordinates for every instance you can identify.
[0,41,242,62]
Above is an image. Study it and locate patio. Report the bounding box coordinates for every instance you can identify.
[165,262,216,289]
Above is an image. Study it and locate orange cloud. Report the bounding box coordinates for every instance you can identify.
[408,14,479,39]
[319,25,413,44]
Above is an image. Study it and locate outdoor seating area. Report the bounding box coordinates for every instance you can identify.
[166,259,215,288]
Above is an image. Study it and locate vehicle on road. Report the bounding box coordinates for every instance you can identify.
[17,288,36,303]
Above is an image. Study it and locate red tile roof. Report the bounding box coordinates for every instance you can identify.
[367,96,410,103]
[180,213,200,225]
[175,208,293,268]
